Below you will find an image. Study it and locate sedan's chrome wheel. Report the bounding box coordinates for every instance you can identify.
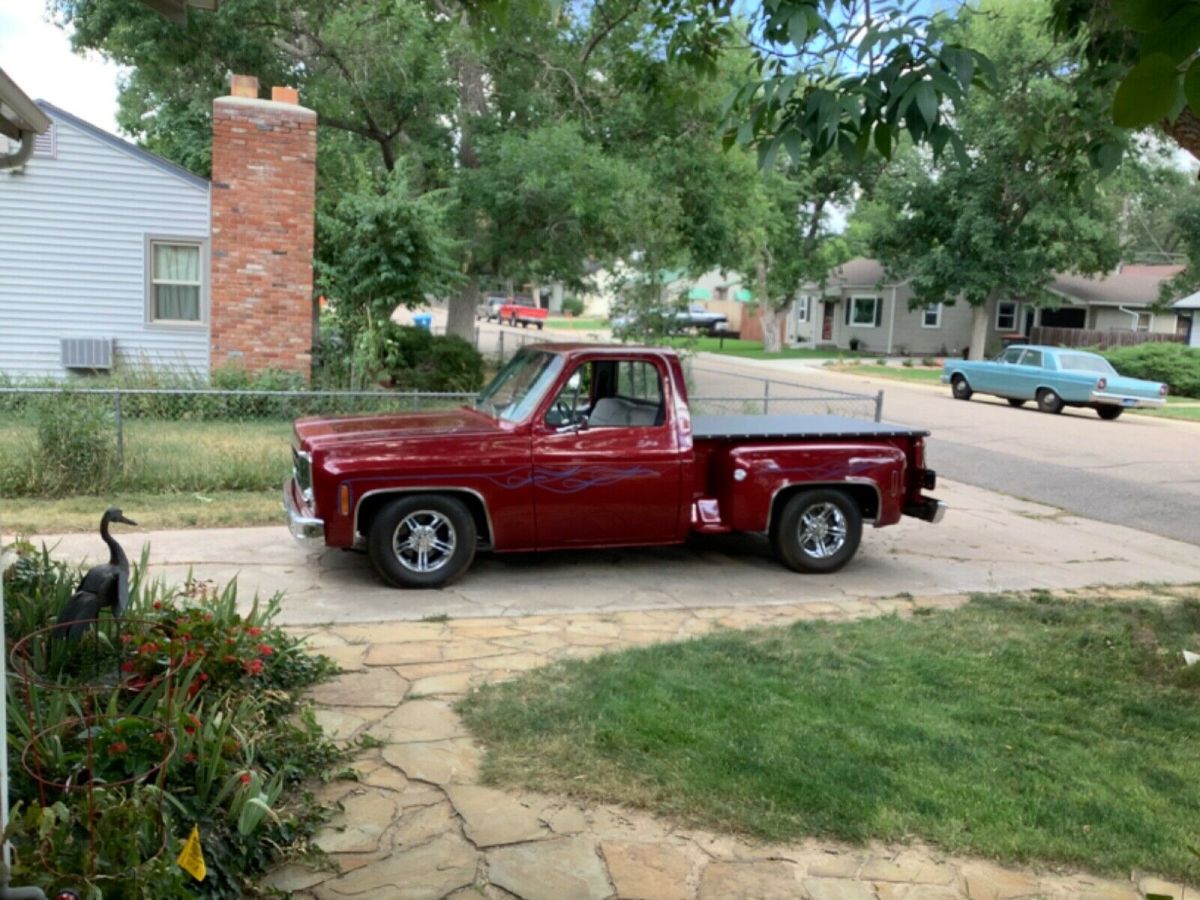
[797,502,848,559]
[393,510,457,574]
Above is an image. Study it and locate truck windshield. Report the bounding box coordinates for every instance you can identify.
[475,349,565,422]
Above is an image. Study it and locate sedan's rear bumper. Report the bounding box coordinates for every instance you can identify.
[1089,391,1166,409]
[284,476,325,545]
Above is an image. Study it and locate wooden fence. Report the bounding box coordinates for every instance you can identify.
[1029,326,1184,350]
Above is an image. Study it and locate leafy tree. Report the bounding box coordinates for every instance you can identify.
[851,0,1126,359]
[316,171,460,333]
[651,0,1200,165]
[748,156,871,352]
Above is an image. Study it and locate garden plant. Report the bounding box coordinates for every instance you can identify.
[2,541,343,898]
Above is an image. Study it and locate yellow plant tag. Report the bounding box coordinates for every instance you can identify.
[176,824,207,881]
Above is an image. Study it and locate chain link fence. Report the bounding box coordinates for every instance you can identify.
[0,377,882,499]
[686,365,883,421]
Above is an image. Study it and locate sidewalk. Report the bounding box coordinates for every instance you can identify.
[269,585,1197,900]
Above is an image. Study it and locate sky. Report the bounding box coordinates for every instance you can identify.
[0,1,126,135]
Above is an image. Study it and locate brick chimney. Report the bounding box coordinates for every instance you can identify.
[210,75,316,378]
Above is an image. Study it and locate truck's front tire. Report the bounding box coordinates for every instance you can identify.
[773,489,863,574]
[367,495,476,589]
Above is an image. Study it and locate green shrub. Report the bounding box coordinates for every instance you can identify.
[358,322,485,392]
[561,296,585,317]
[1101,343,1200,398]
[2,543,342,899]
[902,358,914,367]
[33,395,118,496]
[921,357,938,366]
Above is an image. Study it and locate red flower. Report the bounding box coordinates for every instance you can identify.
[107,741,128,755]
[120,634,134,644]
[239,772,252,785]
[120,661,135,673]
[184,752,197,764]
[258,644,274,657]
[187,681,202,699]
[246,627,262,638]
[244,658,264,676]
[152,731,168,744]
[137,641,158,656]
[153,601,162,610]
[188,713,201,729]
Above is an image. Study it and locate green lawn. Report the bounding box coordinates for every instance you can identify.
[827,363,944,383]
[664,336,867,359]
[459,591,1200,882]
[1133,400,1200,421]
[2,490,281,534]
[545,317,608,330]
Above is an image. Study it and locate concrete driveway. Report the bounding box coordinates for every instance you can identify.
[34,479,1197,626]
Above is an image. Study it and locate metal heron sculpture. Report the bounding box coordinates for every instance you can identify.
[54,507,137,640]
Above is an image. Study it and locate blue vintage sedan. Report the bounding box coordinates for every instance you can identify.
[941,345,1168,419]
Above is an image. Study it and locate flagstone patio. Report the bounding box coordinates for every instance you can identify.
[266,587,1198,900]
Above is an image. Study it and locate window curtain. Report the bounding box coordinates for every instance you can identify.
[154,244,201,321]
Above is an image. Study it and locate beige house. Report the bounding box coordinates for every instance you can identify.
[794,258,1190,356]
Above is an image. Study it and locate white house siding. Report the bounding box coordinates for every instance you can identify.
[1088,305,1178,335]
[0,109,210,379]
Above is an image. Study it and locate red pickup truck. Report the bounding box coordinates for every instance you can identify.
[499,302,548,329]
[285,345,944,588]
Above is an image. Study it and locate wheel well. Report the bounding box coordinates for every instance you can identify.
[769,483,879,535]
[950,372,967,384]
[357,490,493,547]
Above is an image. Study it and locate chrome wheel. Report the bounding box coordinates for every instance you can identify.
[797,502,848,559]
[393,510,457,574]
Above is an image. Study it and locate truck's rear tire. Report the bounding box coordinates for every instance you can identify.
[367,495,476,589]
[773,489,863,574]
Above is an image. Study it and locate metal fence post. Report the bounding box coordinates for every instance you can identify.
[763,380,770,415]
[113,389,125,469]
[874,390,884,422]
[498,330,505,363]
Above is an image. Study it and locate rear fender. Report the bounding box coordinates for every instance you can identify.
[721,443,907,533]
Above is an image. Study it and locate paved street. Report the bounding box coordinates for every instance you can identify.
[691,354,1200,546]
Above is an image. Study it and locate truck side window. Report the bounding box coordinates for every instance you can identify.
[544,363,594,428]
[585,361,663,427]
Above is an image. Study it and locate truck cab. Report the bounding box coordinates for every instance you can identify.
[286,345,942,588]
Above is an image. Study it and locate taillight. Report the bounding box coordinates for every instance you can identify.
[1096,377,1107,390]
[1160,384,1169,396]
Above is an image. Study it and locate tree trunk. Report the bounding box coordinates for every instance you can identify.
[447,14,488,341]
[550,282,564,314]
[449,273,482,343]
[968,302,990,360]
[1162,106,1200,164]
[761,307,786,353]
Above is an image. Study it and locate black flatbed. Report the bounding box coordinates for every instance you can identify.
[691,414,929,441]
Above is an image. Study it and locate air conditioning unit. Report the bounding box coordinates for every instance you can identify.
[61,338,115,371]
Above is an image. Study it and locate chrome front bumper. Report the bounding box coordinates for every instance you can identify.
[1089,391,1165,409]
[283,477,325,545]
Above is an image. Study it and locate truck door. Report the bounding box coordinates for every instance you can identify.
[532,357,683,548]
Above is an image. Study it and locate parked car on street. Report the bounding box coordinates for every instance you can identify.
[476,295,507,322]
[611,305,729,336]
[286,344,943,588]
[942,345,1168,419]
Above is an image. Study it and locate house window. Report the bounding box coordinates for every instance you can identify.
[148,241,203,323]
[796,296,811,322]
[921,303,942,328]
[996,301,1019,331]
[715,286,729,302]
[846,296,881,328]
[1136,312,1152,332]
